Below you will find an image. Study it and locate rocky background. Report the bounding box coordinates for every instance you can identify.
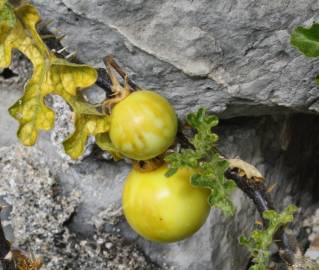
[1,0,319,269]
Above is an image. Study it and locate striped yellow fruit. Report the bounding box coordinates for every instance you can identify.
[122,164,211,242]
[109,90,177,160]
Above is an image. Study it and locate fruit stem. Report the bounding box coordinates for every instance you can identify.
[133,158,164,172]
[101,56,132,112]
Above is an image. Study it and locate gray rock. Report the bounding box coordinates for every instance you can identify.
[31,0,319,117]
[48,94,96,162]
[2,1,319,270]
[0,145,160,270]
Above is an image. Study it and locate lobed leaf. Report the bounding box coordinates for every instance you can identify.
[240,205,298,270]
[63,114,109,159]
[165,108,235,215]
[0,4,110,158]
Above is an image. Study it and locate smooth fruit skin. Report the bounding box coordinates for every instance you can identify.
[109,90,177,160]
[122,165,211,243]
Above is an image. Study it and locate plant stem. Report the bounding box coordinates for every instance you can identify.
[176,127,297,267]
[38,24,139,95]
[224,168,274,222]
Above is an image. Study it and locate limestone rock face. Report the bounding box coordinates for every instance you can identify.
[32,0,319,117]
[1,0,319,269]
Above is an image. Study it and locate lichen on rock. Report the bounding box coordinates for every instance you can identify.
[0,145,160,270]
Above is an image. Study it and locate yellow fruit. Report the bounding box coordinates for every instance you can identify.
[109,90,177,160]
[122,164,211,243]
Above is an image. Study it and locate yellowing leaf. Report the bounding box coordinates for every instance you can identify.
[64,115,109,159]
[0,2,15,47]
[95,133,122,160]
[0,4,110,158]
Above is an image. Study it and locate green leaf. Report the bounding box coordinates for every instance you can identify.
[224,180,237,191]
[285,204,298,213]
[190,174,213,189]
[291,23,319,57]
[239,235,250,245]
[165,149,200,172]
[186,108,219,130]
[211,195,235,216]
[250,265,266,270]
[165,108,234,216]
[262,210,278,221]
[240,205,298,270]
[165,167,178,177]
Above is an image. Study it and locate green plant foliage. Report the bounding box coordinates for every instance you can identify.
[291,23,319,57]
[291,22,319,85]
[239,204,298,270]
[0,2,110,159]
[164,108,236,215]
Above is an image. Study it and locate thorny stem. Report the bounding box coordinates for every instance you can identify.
[38,24,139,96]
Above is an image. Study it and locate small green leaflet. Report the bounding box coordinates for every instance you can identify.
[164,108,236,216]
[239,205,298,270]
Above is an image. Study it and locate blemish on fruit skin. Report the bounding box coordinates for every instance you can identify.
[122,143,134,152]
[154,118,165,129]
[133,135,144,149]
[143,131,161,147]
